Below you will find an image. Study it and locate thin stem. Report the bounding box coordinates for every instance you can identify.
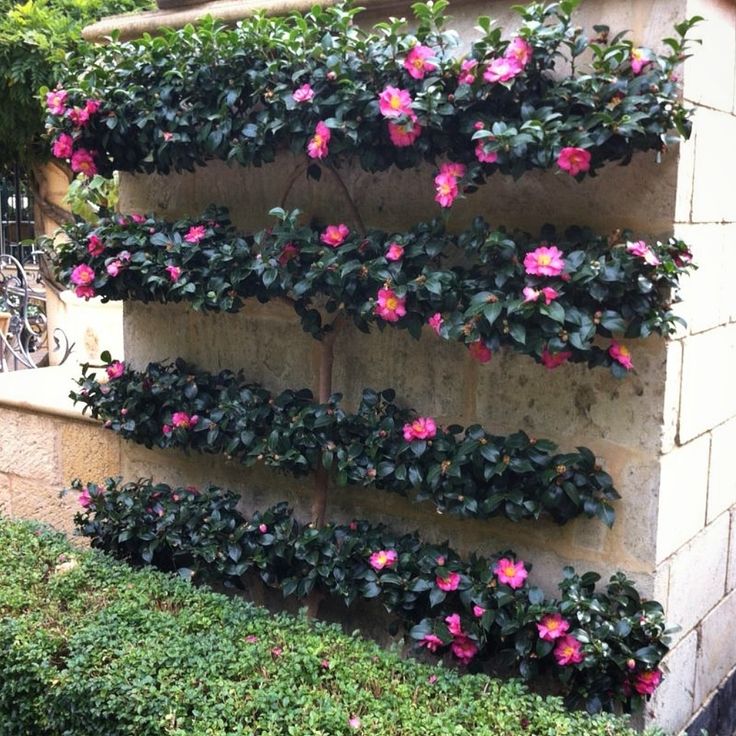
[326,163,366,236]
[280,160,308,209]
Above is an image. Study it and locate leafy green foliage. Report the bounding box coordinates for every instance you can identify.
[69,477,672,713]
[72,357,619,524]
[0,516,666,734]
[44,2,698,183]
[46,206,695,374]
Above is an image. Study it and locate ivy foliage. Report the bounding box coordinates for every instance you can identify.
[47,206,694,375]
[72,356,619,525]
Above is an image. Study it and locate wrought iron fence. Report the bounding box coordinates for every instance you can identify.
[0,165,35,263]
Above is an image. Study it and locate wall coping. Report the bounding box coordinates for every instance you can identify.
[0,366,94,423]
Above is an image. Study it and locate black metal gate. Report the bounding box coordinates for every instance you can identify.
[0,164,35,263]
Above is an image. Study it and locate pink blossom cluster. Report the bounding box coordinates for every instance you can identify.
[163,411,199,435]
[369,549,398,571]
[47,90,101,177]
[307,121,331,159]
[433,161,466,208]
[375,287,406,323]
[483,37,532,85]
[378,86,422,148]
[402,416,437,442]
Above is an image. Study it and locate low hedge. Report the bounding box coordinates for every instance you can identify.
[0,517,662,735]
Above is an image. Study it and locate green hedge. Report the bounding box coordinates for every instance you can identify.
[0,518,662,735]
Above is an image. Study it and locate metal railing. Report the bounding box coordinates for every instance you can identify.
[0,165,35,264]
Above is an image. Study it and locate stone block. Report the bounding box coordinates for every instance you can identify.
[727,510,736,593]
[0,473,10,516]
[696,589,736,704]
[61,421,121,486]
[9,475,78,536]
[679,324,736,443]
[666,514,729,642]
[0,408,62,484]
[661,339,683,454]
[708,417,736,523]
[656,434,710,562]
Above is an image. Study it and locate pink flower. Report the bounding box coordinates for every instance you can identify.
[609,340,634,370]
[106,361,125,380]
[385,243,404,261]
[403,416,437,441]
[68,106,90,127]
[378,86,414,119]
[523,246,565,277]
[439,162,466,179]
[52,134,73,159]
[369,549,398,571]
[428,674,438,684]
[75,285,95,299]
[307,121,331,159]
[259,523,268,533]
[523,286,559,304]
[504,37,533,66]
[633,669,662,695]
[553,635,584,666]
[184,225,206,244]
[166,265,182,282]
[493,558,528,589]
[78,488,92,508]
[348,716,362,730]
[320,224,349,247]
[435,555,446,567]
[87,235,104,257]
[131,213,146,224]
[475,141,498,164]
[70,149,97,178]
[557,147,591,176]
[536,613,570,641]
[541,348,572,370]
[473,605,485,618]
[626,241,661,266]
[85,99,101,116]
[71,264,95,286]
[450,636,478,664]
[375,287,406,323]
[428,313,443,335]
[277,243,299,266]
[434,173,459,208]
[106,260,122,277]
[436,571,461,592]
[483,56,523,83]
[404,45,437,80]
[630,48,649,75]
[468,340,492,364]
[445,613,463,636]
[271,646,283,658]
[171,411,197,430]
[292,83,315,103]
[458,58,478,85]
[388,117,422,147]
[419,633,444,652]
[163,131,174,142]
[162,424,172,436]
[46,89,68,115]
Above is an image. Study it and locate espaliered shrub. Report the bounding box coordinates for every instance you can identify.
[72,357,618,524]
[44,0,698,199]
[48,206,695,375]
[70,477,672,713]
[0,518,664,734]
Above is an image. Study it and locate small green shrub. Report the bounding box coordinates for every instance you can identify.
[0,517,662,735]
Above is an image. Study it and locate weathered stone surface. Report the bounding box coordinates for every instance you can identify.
[696,590,736,704]
[708,417,736,523]
[61,421,121,486]
[0,473,11,516]
[9,475,79,536]
[0,408,62,484]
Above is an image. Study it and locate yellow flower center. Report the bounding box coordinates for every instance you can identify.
[503,565,516,577]
[386,296,398,310]
[619,345,631,357]
[538,254,551,266]
[390,95,401,109]
[313,133,323,145]
[563,646,574,656]
[412,58,424,69]
[547,619,559,630]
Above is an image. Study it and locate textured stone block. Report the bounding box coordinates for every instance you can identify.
[0,408,62,484]
[696,590,736,704]
[61,421,121,486]
[708,417,736,523]
[661,339,683,454]
[0,473,10,516]
[727,510,736,594]
[9,475,78,536]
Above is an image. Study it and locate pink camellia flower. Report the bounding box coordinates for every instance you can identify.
[553,635,584,666]
[475,141,498,164]
[458,58,478,85]
[68,106,90,127]
[468,340,492,364]
[131,213,146,224]
[271,646,283,658]
[523,245,566,277]
[436,571,461,592]
[633,669,662,695]
[428,313,443,335]
[378,86,414,119]
[163,131,174,142]
[440,162,466,179]
[348,716,362,730]
[52,134,73,160]
[75,285,96,299]
[184,225,206,244]
[78,487,92,509]
[419,633,444,652]
[70,149,97,178]
[403,416,437,441]
[536,613,570,641]
[320,223,349,247]
[541,348,572,370]
[483,56,523,83]
[435,555,446,566]
[428,674,438,684]
[523,286,539,303]
[505,37,533,66]
[46,89,68,115]
[445,613,463,636]
[523,286,559,304]
[277,242,299,266]
[557,147,592,176]
[540,286,559,304]
[166,265,182,282]
[71,263,95,287]
[674,249,693,268]
[434,172,459,208]
[375,287,406,323]
[307,121,331,159]
[369,549,398,571]
[85,99,101,116]
[106,361,125,380]
[451,636,478,664]
[493,558,528,589]
[609,340,634,370]
[385,243,404,261]
[106,260,122,277]
[87,234,104,257]
[388,117,422,147]
[630,48,649,75]
[472,605,485,618]
[171,411,198,430]
[404,44,437,79]
[292,83,315,103]
[259,523,268,533]
[626,240,661,266]
[162,424,172,436]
